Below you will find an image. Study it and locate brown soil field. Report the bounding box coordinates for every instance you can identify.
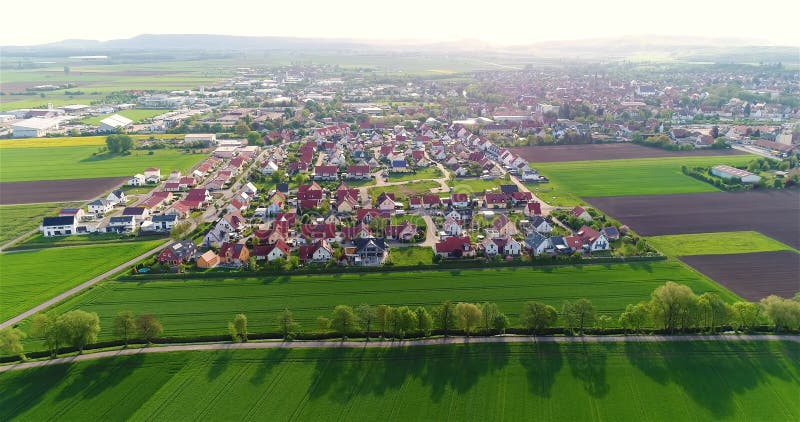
[586,190,800,249]
[0,177,126,205]
[681,251,800,301]
[510,143,747,163]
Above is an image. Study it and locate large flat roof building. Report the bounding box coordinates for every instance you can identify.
[99,114,133,132]
[11,118,61,138]
[711,165,761,184]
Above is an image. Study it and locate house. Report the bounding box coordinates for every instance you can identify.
[482,236,522,256]
[484,193,508,208]
[602,226,620,241]
[58,208,86,221]
[528,215,552,234]
[157,241,198,265]
[226,194,250,214]
[88,199,113,215]
[144,168,162,183]
[106,215,136,233]
[122,207,150,223]
[572,206,592,222]
[219,211,248,233]
[150,214,179,232]
[253,239,291,261]
[422,194,441,209]
[434,236,475,258]
[219,242,251,267]
[357,208,391,223]
[253,227,288,245]
[276,183,289,195]
[243,182,258,196]
[298,240,334,263]
[500,184,519,195]
[443,217,463,236]
[510,191,532,205]
[492,214,517,237]
[576,225,610,251]
[107,190,128,206]
[261,160,280,175]
[301,223,337,242]
[186,188,212,205]
[347,165,371,179]
[342,223,372,241]
[164,182,181,192]
[350,237,388,266]
[41,216,77,237]
[266,192,286,215]
[384,221,417,241]
[524,232,553,256]
[313,165,339,181]
[451,193,469,209]
[128,174,146,186]
[524,201,542,217]
[337,195,359,213]
[196,250,220,269]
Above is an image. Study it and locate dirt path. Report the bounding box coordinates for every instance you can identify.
[2,334,796,373]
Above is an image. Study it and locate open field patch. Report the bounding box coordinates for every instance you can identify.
[0,202,81,245]
[0,177,126,204]
[648,231,798,256]
[586,190,800,249]
[511,143,747,163]
[0,240,165,322]
[532,155,755,199]
[386,167,442,182]
[450,178,505,194]
[40,262,737,343]
[79,109,168,125]
[0,134,180,149]
[0,146,205,182]
[680,251,800,301]
[1,341,798,421]
[369,180,440,200]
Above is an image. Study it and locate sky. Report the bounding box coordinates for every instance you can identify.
[3,0,800,46]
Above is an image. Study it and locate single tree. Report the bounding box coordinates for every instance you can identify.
[356,304,377,340]
[59,310,101,353]
[696,292,730,333]
[595,315,612,332]
[30,312,65,357]
[520,301,558,334]
[433,301,456,337]
[228,314,248,342]
[375,305,390,337]
[415,306,433,336]
[331,305,358,338]
[136,314,164,343]
[455,303,482,337]
[493,313,510,334]
[316,316,331,333]
[562,299,595,335]
[113,311,137,346]
[619,302,649,334]
[760,295,800,332]
[396,306,418,339]
[277,308,299,339]
[0,327,26,359]
[649,281,698,333]
[731,301,760,332]
[385,306,401,338]
[479,302,499,335]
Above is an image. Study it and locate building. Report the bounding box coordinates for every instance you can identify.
[197,250,220,268]
[158,241,198,265]
[12,118,61,138]
[185,133,217,145]
[711,165,761,184]
[41,216,77,237]
[98,114,133,132]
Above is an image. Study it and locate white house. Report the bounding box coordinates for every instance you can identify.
[87,199,113,215]
[524,232,553,256]
[41,216,77,237]
[443,217,463,236]
[106,216,136,233]
[107,190,128,206]
[529,216,552,234]
[128,174,146,186]
[144,168,161,183]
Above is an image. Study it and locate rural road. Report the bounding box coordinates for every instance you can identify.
[0,242,171,331]
[2,334,797,373]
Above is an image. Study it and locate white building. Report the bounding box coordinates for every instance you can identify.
[185,133,217,145]
[99,114,133,132]
[711,165,761,184]
[12,118,60,138]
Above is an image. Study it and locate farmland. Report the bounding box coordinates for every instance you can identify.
[0,177,126,205]
[449,178,505,194]
[0,134,180,149]
[681,251,800,301]
[532,155,755,200]
[40,261,737,343]
[0,146,206,182]
[0,202,81,245]
[369,180,441,200]
[586,190,800,249]
[2,341,798,421]
[511,143,747,163]
[648,231,798,256]
[79,109,167,125]
[0,240,164,321]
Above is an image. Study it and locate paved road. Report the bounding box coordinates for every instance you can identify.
[0,242,172,330]
[2,334,797,373]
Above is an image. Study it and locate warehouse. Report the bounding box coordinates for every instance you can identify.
[99,114,133,132]
[11,118,61,138]
[711,165,761,184]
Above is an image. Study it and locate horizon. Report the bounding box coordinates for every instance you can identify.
[3,0,800,47]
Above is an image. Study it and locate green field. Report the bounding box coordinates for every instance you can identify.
[0,241,164,321]
[387,246,434,266]
[40,262,738,343]
[369,180,440,201]
[0,202,81,245]
[648,231,799,257]
[2,341,797,421]
[0,134,181,149]
[0,147,205,182]
[532,155,756,204]
[386,167,442,182]
[449,178,506,194]
[11,232,167,250]
[79,109,167,125]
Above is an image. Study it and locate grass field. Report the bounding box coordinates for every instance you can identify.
[39,261,739,343]
[387,246,434,266]
[0,202,81,245]
[450,178,506,194]
[386,167,442,182]
[0,134,180,149]
[79,109,166,125]
[369,181,440,200]
[2,341,797,421]
[0,147,205,182]
[0,240,164,321]
[531,155,756,205]
[648,231,799,257]
[11,232,168,250]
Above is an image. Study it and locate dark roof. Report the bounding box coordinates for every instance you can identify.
[152,214,178,222]
[88,199,110,206]
[42,216,75,226]
[109,216,135,223]
[500,184,519,194]
[122,207,146,216]
[276,182,289,193]
[354,237,386,252]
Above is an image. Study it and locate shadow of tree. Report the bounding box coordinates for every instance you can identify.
[567,341,610,398]
[250,348,290,385]
[0,363,70,419]
[519,341,563,397]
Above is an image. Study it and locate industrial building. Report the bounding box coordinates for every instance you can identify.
[711,165,761,184]
[99,114,133,132]
[11,118,61,138]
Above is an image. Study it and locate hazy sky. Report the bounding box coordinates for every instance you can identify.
[3,0,800,46]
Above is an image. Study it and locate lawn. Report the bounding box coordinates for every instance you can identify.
[0,147,206,182]
[40,261,738,343]
[0,240,165,321]
[79,109,167,125]
[2,341,797,421]
[369,180,440,201]
[10,232,168,250]
[387,246,434,266]
[449,177,506,194]
[0,202,81,245]
[386,167,442,182]
[648,231,799,257]
[532,155,756,204]
[0,134,180,149]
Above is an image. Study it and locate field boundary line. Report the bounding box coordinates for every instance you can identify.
[2,334,797,373]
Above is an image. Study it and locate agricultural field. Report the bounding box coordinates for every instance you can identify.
[0,146,206,182]
[0,240,165,321]
[387,246,434,266]
[587,190,800,249]
[37,261,737,344]
[449,178,505,195]
[510,143,747,163]
[532,155,755,201]
[369,180,441,201]
[0,177,126,205]
[648,231,798,257]
[386,167,442,182]
[79,109,166,126]
[2,341,798,421]
[10,232,167,250]
[681,251,800,301]
[0,202,81,245]
[0,134,180,149]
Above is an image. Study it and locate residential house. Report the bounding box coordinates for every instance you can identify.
[150,214,178,232]
[484,193,508,208]
[128,174,146,186]
[253,240,291,261]
[451,193,469,209]
[196,250,220,268]
[434,236,475,258]
[144,168,162,182]
[346,165,371,179]
[384,221,417,241]
[337,195,359,213]
[87,199,113,215]
[350,237,388,266]
[301,223,337,243]
[122,207,150,223]
[266,192,286,215]
[524,201,542,217]
[106,215,136,233]
[528,215,552,234]
[602,226,620,241]
[107,189,128,206]
[41,216,77,237]
[572,206,592,222]
[218,211,248,233]
[500,184,518,195]
[492,214,517,237]
[482,236,522,256]
[219,242,251,268]
[524,232,553,256]
[298,240,334,263]
[341,223,372,241]
[443,217,463,236]
[576,225,610,251]
[313,165,339,181]
[58,208,86,221]
[157,241,198,265]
